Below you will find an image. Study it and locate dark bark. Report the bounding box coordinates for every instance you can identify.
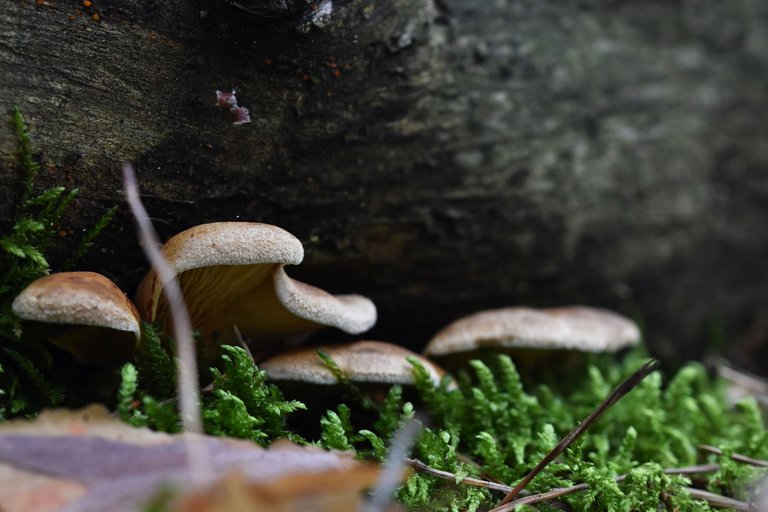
[2,0,768,369]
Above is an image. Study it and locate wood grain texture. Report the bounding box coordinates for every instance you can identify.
[2,0,768,367]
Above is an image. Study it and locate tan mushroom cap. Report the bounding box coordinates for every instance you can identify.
[11,272,141,364]
[261,340,445,386]
[150,221,305,274]
[424,306,641,357]
[135,222,377,348]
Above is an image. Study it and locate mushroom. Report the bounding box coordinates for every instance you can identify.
[261,341,450,423]
[134,222,376,355]
[423,306,641,370]
[11,272,141,365]
[261,340,446,387]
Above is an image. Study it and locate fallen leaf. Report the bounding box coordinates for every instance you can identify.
[0,404,171,444]
[0,406,377,512]
[177,466,382,512]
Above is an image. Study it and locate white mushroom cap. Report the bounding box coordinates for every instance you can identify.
[134,222,377,348]
[424,306,641,357]
[154,221,305,274]
[12,272,140,335]
[12,272,141,364]
[261,340,445,386]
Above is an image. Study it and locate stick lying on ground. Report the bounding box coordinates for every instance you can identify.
[698,444,768,468]
[493,359,660,509]
[409,456,753,510]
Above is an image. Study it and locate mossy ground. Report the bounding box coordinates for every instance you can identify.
[1,109,766,511]
[109,331,767,511]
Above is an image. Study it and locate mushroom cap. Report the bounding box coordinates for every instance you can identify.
[151,221,305,275]
[11,272,141,364]
[424,306,641,357]
[261,340,445,386]
[12,272,140,335]
[272,267,377,337]
[134,222,376,348]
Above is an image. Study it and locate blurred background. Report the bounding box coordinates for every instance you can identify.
[2,0,767,372]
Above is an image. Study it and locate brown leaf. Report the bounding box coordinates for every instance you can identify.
[177,465,381,512]
[0,467,86,512]
[0,406,377,512]
[0,404,171,444]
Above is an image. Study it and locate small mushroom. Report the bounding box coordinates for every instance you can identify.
[134,222,376,354]
[261,341,449,426]
[11,272,141,365]
[423,306,641,370]
[261,340,445,387]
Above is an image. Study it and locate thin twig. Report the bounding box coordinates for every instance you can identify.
[408,457,722,504]
[498,480,603,509]
[455,452,507,486]
[717,362,768,408]
[493,359,660,508]
[496,484,748,511]
[233,324,255,363]
[685,488,750,511]
[665,463,721,474]
[717,363,768,395]
[492,465,735,511]
[362,418,423,512]
[698,445,768,468]
[122,163,211,484]
[406,458,514,493]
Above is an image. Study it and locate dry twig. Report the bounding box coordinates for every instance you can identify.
[408,457,731,509]
[406,458,514,493]
[123,163,211,484]
[494,478,749,512]
[698,445,768,468]
[233,324,256,363]
[493,359,660,508]
[362,418,423,512]
[684,488,750,511]
[716,362,768,408]
[490,463,745,511]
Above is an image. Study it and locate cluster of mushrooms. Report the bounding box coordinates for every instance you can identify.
[11,221,641,397]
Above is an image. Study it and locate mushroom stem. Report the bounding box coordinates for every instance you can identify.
[123,163,210,483]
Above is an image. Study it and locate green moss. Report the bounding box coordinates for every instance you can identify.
[127,341,762,510]
[125,343,764,510]
[314,351,764,511]
[93,266,765,510]
[2,109,764,510]
[0,108,116,418]
[120,331,306,445]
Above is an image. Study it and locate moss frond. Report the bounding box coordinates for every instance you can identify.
[0,108,116,418]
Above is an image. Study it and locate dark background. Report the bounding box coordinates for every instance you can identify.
[2,0,768,371]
